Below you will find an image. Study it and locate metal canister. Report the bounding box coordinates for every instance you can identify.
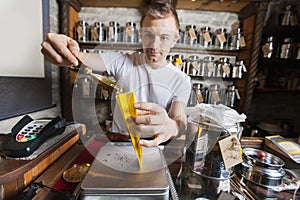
[232,60,246,79]
[279,38,294,59]
[198,26,212,48]
[200,56,215,77]
[187,55,200,76]
[90,22,106,42]
[225,85,240,108]
[214,28,228,49]
[173,54,185,71]
[75,21,89,41]
[208,84,223,105]
[262,36,277,58]
[229,28,246,50]
[125,22,138,43]
[216,57,231,78]
[185,25,198,45]
[107,21,120,42]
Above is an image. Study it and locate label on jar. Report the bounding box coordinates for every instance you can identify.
[197,93,204,103]
[109,27,114,40]
[188,29,197,40]
[91,28,99,40]
[218,134,243,169]
[203,32,212,43]
[192,61,200,71]
[212,91,221,103]
[126,26,134,37]
[222,64,231,75]
[77,26,84,38]
[240,36,246,47]
[217,32,227,43]
[207,62,215,72]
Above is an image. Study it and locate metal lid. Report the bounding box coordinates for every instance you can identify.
[235,60,244,66]
[216,28,227,33]
[94,22,105,27]
[203,56,214,62]
[109,21,119,27]
[77,20,88,26]
[200,26,211,32]
[219,57,230,63]
[188,55,199,61]
[242,148,285,169]
[126,22,136,27]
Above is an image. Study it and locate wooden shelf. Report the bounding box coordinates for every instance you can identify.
[78,0,257,13]
[79,41,240,56]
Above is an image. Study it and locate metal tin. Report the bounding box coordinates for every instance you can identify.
[262,36,277,58]
[208,84,223,105]
[184,25,198,45]
[201,56,215,77]
[125,22,138,43]
[187,55,200,76]
[279,38,294,59]
[229,28,244,50]
[232,60,245,78]
[217,57,231,78]
[239,148,286,187]
[107,21,120,42]
[90,22,106,42]
[75,20,89,41]
[198,26,212,48]
[213,28,228,49]
[225,85,238,108]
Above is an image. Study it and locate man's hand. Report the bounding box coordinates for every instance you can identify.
[130,102,186,147]
[41,33,80,66]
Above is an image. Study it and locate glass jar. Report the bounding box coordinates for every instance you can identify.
[232,60,246,79]
[198,26,212,48]
[125,22,138,43]
[225,85,240,108]
[173,54,185,71]
[75,20,89,42]
[208,84,223,105]
[229,28,246,50]
[90,22,106,42]
[201,56,215,77]
[185,25,198,45]
[279,38,294,59]
[189,83,209,106]
[262,36,277,58]
[214,28,228,49]
[107,21,120,42]
[278,5,298,26]
[216,57,231,78]
[187,55,200,76]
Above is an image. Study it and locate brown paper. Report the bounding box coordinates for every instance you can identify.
[218,134,243,169]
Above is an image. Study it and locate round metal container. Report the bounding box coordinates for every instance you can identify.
[240,148,285,187]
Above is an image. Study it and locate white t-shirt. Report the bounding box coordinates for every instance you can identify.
[100,51,191,133]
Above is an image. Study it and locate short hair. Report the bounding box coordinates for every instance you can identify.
[140,2,180,29]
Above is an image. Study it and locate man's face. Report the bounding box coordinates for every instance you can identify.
[141,14,179,67]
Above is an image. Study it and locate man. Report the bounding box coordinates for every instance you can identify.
[41,2,191,147]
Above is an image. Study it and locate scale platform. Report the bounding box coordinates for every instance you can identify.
[81,142,170,200]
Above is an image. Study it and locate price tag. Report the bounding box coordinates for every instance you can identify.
[126,26,134,37]
[222,64,231,75]
[212,91,221,103]
[77,26,84,38]
[197,93,204,103]
[207,62,215,72]
[188,29,197,40]
[218,134,243,169]
[91,28,99,40]
[240,35,246,47]
[217,32,227,43]
[203,32,212,43]
[192,61,200,71]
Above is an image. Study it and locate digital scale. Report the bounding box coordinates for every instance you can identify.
[80,142,174,200]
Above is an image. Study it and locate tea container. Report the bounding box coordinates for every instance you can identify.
[185,25,198,45]
[279,38,294,59]
[208,84,223,105]
[232,60,246,79]
[90,22,106,42]
[201,56,215,77]
[107,21,120,42]
[225,85,240,108]
[229,28,246,50]
[261,36,277,58]
[198,26,212,48]
[75,20,89,42]
[187,55,200,76]
[214,28,228,49]
[125,22,138,43]
[173,54,185,71]
[216,57,231,78]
